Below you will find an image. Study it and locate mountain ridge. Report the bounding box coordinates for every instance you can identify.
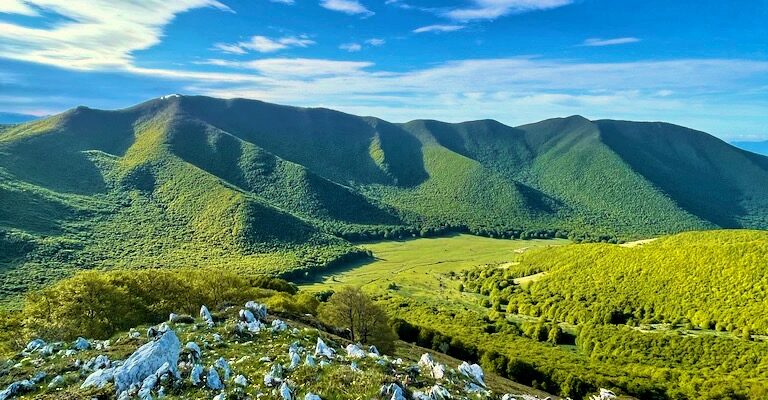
[1,95,767,300]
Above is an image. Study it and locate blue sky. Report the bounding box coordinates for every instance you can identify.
[0,0,766,140]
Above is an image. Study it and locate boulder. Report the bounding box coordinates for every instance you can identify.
[190,364,204,386]
[369,345,380,356]
[234,375,248,387]
[289,347,301,369]
[590,388,617,400]
[458,362,485,387]
[314,338,335,358]
[279,382,293,400]
[418,353,445,380]
[264,363,284,387]
[345,344,367,359]
[272,319,288,332]
[430,385,452,400]
[304,355,317,367]
[206,366,223,390]
[380,383,406,400]
[0,372,45,400]
[200,305,214,327]
[73,337,90,351]
[214,357,231,381]
[83,354,111,371]
[305,393,322,400]
[239,309,256,323]
[81,367,115,389]
[23,338,45,353]
[113,329,181,394]
[48,375,65,389]
[185,342,202,361]
[245,301,268,320]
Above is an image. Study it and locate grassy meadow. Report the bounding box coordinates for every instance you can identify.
[301,234,568,306]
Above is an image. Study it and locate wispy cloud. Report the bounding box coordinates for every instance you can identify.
[413,24,465,33]
[366,38,386,46]
[269,0,295,4]
[320,0,374,16]
[0,0,232,70]
[215,35,315,54]
[0,0,39,16]
[340,43,363,52]
[581,37,641,47]
[443,0,572,21]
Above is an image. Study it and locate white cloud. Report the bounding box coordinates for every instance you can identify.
[269,0,295,4]
[581,37,641,47]
[214,35,315,54]
[0,0,39,16]
[366,38,386,46]
[413,24,465,33]
[340,43,363,52]
[444,0,572,21]
[320,0,374,16]
[173,57,768,140]
[0,0,231,70]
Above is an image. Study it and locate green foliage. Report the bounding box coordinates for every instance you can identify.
[318,286,397,353]
[505,230,768,333]
[21,268,269,340]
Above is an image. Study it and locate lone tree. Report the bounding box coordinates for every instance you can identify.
[318,286,396,353]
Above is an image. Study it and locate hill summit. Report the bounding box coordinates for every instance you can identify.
[2,95,768,297]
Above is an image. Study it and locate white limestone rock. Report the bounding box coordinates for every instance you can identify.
[73,337,90,351]
[314,338,335,358]
[304,393,322,400]
[430,385,452,400]
[190,364,204,386]
[458,362,485,388]
[234,374,248,387]
[245,301,268,320]
[206,366,223,390]
[81,367,115,389]
[200,305,214,327]
[419,353,446,380]
[214,357,231,381]
[113,329,181,394]
[279,382,293,400]
[345,344,367,359]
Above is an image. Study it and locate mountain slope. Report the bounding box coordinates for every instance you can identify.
[1,95,767,301]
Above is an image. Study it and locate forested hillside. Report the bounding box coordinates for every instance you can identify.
[2,95,768,301]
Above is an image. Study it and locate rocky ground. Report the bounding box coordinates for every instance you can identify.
[0,302,616,400]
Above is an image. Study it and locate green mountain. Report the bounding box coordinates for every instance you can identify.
[2,95,768,299]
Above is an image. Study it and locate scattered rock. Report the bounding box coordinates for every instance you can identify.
[279,381,293,400]
[73,337,90,351]
[304,393,322,400]
[272,319,288,332]
[48,375,65,389]
[0,372,46,400]
[458,362,485,388]
[206,366,223,390]
[314,338,335,358]
[214,357,231,381]
[590,388,617,400]
[234,375,248,387]
[190,364,204,386]
[264,363,284,387]
[81,367,115,389]
[430,385,452,400]
[369,345,380,356]
[185,341,202,362]
[239,309,256,323]
[23,339,46,353]
[380,382,406,400]
[200,305,214,327]
[113,329,181,394]
[304,355,316,367]
[245,301,268,320]
[83,354,111,371]
[345,344,367,359]
[419,353,445,380]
